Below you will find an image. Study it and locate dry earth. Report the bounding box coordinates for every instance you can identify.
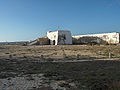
[0,45,120,90]
[0,45,120,59]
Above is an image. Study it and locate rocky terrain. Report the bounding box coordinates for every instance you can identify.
[0,45,120,90]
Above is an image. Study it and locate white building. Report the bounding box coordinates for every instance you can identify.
[72,32,120,44]
[47,30,72,45]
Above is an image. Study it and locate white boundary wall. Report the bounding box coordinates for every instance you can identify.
[72,32,120,44]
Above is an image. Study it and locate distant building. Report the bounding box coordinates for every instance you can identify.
[28,31,120,45]
[47,30,72,45]
[72,32,120,44]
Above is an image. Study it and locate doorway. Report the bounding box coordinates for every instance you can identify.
[53,40,55,45]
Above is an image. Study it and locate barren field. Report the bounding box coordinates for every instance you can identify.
[0,45,120,90]
[0,45,120,59]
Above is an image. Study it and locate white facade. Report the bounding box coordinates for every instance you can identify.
[47,30,72,45]
[72,32,120,44]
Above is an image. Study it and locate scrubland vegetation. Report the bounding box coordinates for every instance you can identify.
[0,45,120,90]
[0,45,120,59]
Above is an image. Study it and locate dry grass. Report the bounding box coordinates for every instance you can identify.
[0,45,120,59]
[0,45,120,89]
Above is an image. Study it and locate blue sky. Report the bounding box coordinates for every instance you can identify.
[0,0,120,42]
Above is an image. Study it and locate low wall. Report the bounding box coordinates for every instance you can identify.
[72,32,120,44]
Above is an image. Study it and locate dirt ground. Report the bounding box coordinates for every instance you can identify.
[0,45,120,59]
[0,45,120,90]
[1,58,120,90]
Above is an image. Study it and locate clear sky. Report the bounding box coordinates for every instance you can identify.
[0,0,120,42]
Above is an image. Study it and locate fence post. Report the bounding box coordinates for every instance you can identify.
[109,52,112,59]
[77,54,80,59]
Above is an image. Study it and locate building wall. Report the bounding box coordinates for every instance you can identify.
[58,31,72,45]
[47,31,58,45]
[72,32,120,44]
[37,38,49,45]
[47,30,72,45]
[27,37,49,46]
